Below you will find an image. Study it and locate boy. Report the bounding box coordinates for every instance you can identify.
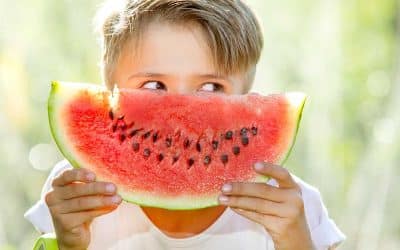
[25,0,345,249]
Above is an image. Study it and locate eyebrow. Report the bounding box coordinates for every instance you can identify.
[197,74,228,80]
[128,72,165,80]
[128,72,229,81]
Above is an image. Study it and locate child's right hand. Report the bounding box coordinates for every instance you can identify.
[45,168,122,250]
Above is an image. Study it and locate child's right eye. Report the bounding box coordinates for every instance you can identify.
[141,81,167,90]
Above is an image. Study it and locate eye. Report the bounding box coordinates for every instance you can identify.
[199,82,224,92]
[141,81,167,90]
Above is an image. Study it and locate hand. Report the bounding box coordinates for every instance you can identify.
[218,162,314,250]
[45,168,122,250]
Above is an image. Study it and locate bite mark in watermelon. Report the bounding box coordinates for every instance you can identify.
[48,81,306,210]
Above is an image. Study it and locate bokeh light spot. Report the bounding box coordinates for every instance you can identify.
[28,143,60,171]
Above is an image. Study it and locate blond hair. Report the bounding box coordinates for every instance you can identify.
[95,0,263,88]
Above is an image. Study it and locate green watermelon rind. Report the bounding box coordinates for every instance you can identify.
[119,190,220,210]
[252,93,306,195]
[48,81,81,169]
[48,81,109,170]
[48,81,306,210]
[277,92,307,165]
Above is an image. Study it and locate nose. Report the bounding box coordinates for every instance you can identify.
[167,80,194,94]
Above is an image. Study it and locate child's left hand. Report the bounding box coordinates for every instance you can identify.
[218,162,315,250]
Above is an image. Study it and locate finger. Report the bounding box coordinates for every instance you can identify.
[218,195,287,217]
[54,195,122,214]
[45,191,60,206]
[254,162,298,189]
[221,182,286,202]
[52,168,96,187]
[58,207,118,232]
[58,182,117,200]
[231,207,280,231]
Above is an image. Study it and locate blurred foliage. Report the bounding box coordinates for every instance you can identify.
[0,0,399,249]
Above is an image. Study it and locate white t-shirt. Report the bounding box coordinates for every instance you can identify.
[25,160,345,250]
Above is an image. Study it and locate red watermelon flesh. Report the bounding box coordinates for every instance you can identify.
[48,81,306,209]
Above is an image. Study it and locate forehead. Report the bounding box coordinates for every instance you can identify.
[119,21,218,76]
[112,21,253,93]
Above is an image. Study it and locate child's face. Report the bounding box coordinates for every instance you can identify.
[113,21,249,95]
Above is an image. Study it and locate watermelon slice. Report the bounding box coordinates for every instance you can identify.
[48,81,306,210]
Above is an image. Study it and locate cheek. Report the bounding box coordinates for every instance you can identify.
[229,82,247,94]
[228,74,249,94]
[224,86,235,95]
[118,80,141,90]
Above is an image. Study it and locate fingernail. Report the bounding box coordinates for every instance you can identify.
[254,162,264,171]
[222,184,232,193]
[106,184,116,193]
[218,195,229,204]
[111,195,121,204]
[86,173,95,180]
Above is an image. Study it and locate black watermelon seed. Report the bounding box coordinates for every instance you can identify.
[175,130,182,140]
[251,126,258,135]
[166,138,172,147]
[172,156,179,164]
[241,136,249,146]
[129,129,142,138]
[119,134,126,142]
[196,142,201,152]
[204,155,211,165]
[118,115,125,120]
[232,146,240,155]
[143,148,151,158]
[142,131,151,139]
[112,124,118,132]
[109,110,114,120]
[157,154,164,162]
[212,140,219,150]
[184,139,191,149]
[126,122,135,129]
[152,132,159,143]
[225,131,233,140]
[240,128,248,136]
[220,154,229,164]
[132,142,140,152]
[187,158,195,167]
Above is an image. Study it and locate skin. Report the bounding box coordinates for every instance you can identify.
[45,21,315,250]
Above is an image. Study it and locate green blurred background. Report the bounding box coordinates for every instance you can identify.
[0,0,399,249]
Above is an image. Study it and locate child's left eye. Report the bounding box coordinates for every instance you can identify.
[199,83,224,92]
